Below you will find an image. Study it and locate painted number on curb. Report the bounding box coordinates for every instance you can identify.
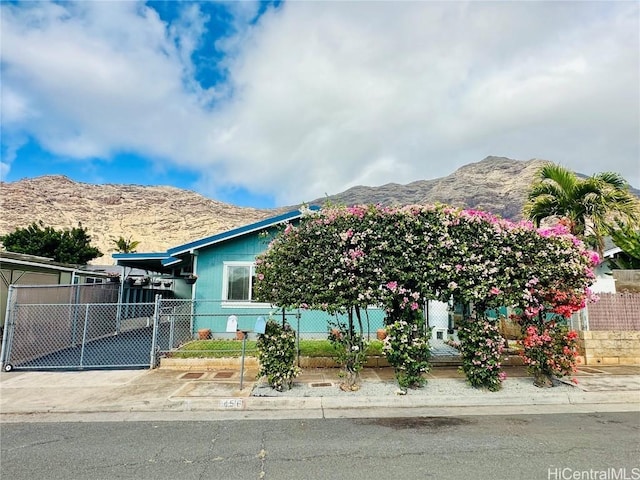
[220,398,244,409]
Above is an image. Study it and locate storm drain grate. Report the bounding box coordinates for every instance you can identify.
[181,372,205,380]
[310,382,333,388]
[214,371,235,379]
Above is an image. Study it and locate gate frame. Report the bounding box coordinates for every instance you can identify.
[0,289,161,372]
[0,285,17,371]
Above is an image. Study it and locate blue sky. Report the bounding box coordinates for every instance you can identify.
[1,1,639,208]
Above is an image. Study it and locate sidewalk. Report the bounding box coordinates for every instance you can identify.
[1,365,639,422]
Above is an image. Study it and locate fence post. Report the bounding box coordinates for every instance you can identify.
[79,303,91,368]
[115,282,123,334]
[0,285,17,370]
[168,306,175,350]
[71,286,82,347]
[296,309,301,367]
[150,294,161,368]
[582,307,590,331]
[189,298,195,338]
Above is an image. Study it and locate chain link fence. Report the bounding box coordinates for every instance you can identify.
[1,289,465,371]
[174,299,388,340]
[1,300,157,370]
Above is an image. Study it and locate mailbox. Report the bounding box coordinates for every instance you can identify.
[226,315,238,333]
[254,316,266,334]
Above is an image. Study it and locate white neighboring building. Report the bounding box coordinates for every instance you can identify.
[590,238,620,294]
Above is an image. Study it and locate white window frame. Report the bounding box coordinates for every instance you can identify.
[221,261,269,308]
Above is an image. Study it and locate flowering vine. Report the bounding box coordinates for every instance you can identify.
[519,322,580,387]
[254,203,598,390]
[256,320,300,391]
[383,307,431,392]
[447,312,506,391]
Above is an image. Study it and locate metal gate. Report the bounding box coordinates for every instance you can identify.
[0,286,191,371]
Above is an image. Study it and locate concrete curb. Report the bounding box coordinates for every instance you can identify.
[2,390,637,416]
[566,390,640,405]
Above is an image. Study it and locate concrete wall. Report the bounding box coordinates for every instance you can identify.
[578,330,640,365]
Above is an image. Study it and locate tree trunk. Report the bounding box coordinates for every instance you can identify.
[533,371,553,388]
[340,368,361,391]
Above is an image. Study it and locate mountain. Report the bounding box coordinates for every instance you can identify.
[312,156,546,219]
[312,157,640,218]
[2,157,637,264]
[0,175,277,264]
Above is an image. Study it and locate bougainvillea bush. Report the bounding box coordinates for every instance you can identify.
[448,314,506,391]
[254,204,598,390]
[519,321,580,387]
[383,307,431,391]
[256,320,300,391]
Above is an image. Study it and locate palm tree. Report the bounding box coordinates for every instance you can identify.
[523,163,640,253]
[608,222,640,269]
[112,236,140,254]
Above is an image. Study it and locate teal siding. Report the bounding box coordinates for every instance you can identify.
[194,233,269,302]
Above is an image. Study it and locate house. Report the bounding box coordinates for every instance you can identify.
[113,207,459,343]
[113,207,401,338]
[590,236,634,294]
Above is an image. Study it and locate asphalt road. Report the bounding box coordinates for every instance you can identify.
[2,412,639,480]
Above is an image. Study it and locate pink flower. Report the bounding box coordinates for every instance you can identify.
[348,248,365,259]
[490,286,502,296]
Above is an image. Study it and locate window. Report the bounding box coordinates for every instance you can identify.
[222,262,266,306]
[227,265,251,301]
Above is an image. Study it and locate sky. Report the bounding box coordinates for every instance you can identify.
[1,1,638,208]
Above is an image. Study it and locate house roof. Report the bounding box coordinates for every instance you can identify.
[166,207,319,259]
[0,251,78,273]
[0,251,115,278]
[113,206,318,273]
[111,252,175,274]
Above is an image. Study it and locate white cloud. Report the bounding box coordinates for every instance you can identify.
[1,1,212,159]
[1,1,638,204]
[205,1,639,201]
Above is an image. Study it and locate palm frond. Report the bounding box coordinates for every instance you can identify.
[593,172,629,190]
[537,164,577,193]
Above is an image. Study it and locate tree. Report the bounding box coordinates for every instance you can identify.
[523,163,640,254]
[0,221,102,264]
[112,236,140,253]
[607,223,640,269]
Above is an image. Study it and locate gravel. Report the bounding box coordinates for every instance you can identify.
[251,376,576,398]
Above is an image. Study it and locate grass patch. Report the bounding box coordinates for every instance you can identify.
[170,339,385,358]
[170,340,257,358]
[298,340,384,357]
